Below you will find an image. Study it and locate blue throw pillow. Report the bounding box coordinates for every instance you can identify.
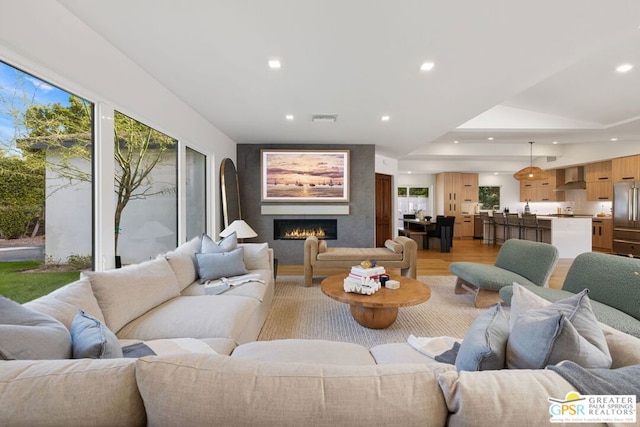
[455,303,509,371]
[196,247,248,283]
[70,310,123,359]
[201,232,237,254]
[507,289,612,369]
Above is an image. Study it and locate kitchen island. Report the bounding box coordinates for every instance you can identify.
[536,216,592,258]
[490,213,592,258]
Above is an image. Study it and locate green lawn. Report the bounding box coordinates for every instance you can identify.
[0,262,80,303]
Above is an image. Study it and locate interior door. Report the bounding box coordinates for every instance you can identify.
[375,173,392,247]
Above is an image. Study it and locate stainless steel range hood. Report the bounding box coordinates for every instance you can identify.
[556,166,586,190]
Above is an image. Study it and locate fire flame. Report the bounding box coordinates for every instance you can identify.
[284,227,326,239]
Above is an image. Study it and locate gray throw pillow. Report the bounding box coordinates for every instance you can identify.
[507,289,612,369]
[70,310,123,359]
[455,303,509,371]
[196,247,248,283]
[201,232,237,254]
[0,296,71,360]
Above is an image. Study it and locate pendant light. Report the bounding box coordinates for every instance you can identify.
[513,141,550,181]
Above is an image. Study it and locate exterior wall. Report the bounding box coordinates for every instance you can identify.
[45,152,178,264]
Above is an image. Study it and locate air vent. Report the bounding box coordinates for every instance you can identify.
[311,114,338,123]
[546,156,557,162]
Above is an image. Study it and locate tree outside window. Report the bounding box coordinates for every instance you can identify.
[479,186,500,210]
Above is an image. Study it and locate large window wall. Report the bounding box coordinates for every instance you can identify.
[185,147,207,240]
[0,60,93,267]
[113,111,178,265]
[0,58,212,269]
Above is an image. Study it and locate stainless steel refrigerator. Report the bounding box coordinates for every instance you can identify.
[613,181,640,256]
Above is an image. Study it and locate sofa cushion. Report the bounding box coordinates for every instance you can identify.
[449,263,538,292]
[180,268,271,301]
[83,257,181,334]
[196,247,248,283]
[239,242,271,270]
[70,310,123,359]
[507,287,612,369]
[456,303,509,371]
[317,247,403,261]
[318,239,328,253]
[163,236,201,291]
[0,358,144,427]
[0,296,71,360]
[24,277,105,329]
[119,337,236,356]
[437,369,575,427]
[136,353,449,427]
[201,232,237,253]
[231,339,376,365]
[370,343,456,371]
[115,295,260,341]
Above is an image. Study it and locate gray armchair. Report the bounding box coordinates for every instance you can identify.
[449,239,559,308]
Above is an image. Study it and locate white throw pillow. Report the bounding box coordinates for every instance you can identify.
[507,285,612,369]
[83,257,181,334]
[239,243,271,270]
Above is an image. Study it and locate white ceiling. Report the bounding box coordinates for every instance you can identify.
[57,0,640,174]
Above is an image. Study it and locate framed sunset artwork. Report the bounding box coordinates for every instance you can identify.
[261,150,350,202]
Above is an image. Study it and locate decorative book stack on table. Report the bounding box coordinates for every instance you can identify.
[344,265,386,295]
[347,265,386,283]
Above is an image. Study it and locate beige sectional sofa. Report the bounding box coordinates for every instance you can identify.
[304,235,417,286]
[2,236,640,426]
[2,327,639,426]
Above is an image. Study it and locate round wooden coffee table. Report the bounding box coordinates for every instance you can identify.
[320,274,431,329]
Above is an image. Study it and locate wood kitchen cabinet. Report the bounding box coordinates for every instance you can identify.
[461,215,474,238]
[537,170,565,202]
[585,160,613,201]
[436,172,478,238]
[460,173,479,203]
[585,161,612,182]
[592,218,612,252]
[587,181,613,201]
[519,180,536,202]
[519,169,565,202]
[612,155,640,182]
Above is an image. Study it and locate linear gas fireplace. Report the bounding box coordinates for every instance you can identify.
[273,219,337,240]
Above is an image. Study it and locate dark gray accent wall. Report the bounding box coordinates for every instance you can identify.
[236,144,376,264]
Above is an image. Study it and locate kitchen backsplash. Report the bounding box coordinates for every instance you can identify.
[517,189,612,216]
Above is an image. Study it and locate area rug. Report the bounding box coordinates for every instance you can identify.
[257,275,491,348]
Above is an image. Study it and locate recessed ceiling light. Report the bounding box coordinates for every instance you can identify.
[408,171,412,174]
[494,172,499,175]
[381,115,390,121]
[616,64,633,73]
[420,62,435,71]
[268,59,282,69]
[285,114,294,120]
[552,141,559,145]
[611,137,618,141]
[453,140,459,144]
[487,137,494,140]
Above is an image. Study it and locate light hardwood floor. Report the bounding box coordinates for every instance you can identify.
[277,238,573,290]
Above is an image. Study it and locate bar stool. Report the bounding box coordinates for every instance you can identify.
[506,213,522,239]
[479,211,494,244]
[492,212,506,245]
[538,217,551,243]
[522,213,541,242]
